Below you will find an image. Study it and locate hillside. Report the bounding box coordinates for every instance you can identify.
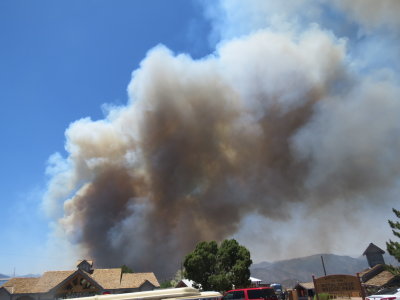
[251,253,400,288]
[251,254,369,288]
[0,273,39,279]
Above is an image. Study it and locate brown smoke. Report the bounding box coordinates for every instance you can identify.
[44,27,400,277]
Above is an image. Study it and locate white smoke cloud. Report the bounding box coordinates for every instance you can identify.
[216,27,346,113]
[204,0,325,42]
[205,0,400,40]
[332,0,400,31]
[293,76,400,195]
[43,0,400,273]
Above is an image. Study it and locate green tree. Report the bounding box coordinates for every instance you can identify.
[387,208,400,263]
[121,264,134,274]
[184,241,218,290]
[183,239,252,292]
[160,280,173,288]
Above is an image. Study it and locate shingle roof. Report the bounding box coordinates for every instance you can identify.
[0,268,159,294]
[89,268,122,290]
[359,264,384,278]
[1,277,40,294]
[297,282,314,290]
[120,273,160,289]
[363,243,385,255]
[364,270,396,287]
[34,270,75,293]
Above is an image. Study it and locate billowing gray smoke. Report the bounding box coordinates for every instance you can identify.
[44,1,400,277]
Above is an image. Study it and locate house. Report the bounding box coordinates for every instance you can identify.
[175,279,197,289]
[358,243,400,293]
[174,279,203,291]
[0,260,160,300]
[293,282,314,300]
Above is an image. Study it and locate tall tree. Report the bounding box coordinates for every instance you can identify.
[183,239,252,292]
[183,241,218,290]
[387,208,400,263]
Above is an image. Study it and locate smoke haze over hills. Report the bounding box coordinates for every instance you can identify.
[43,0,400,276]
[251,252,400,287]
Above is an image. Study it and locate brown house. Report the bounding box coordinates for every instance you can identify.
[0,260,160,300]
[293,282,314,300]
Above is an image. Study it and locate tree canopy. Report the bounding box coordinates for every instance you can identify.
[121,264,134,274]
[387,208,400,263]
[183,239,252,291]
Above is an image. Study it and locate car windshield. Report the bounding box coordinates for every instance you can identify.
[272,284,282,291]
[247,289,276,299]
[375,288,400,295]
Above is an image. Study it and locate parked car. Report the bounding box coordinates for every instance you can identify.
[366,287,400,300]
[270,283,284,300]
[223,287,278,300]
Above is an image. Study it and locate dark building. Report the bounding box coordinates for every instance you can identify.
[363,243,385,268]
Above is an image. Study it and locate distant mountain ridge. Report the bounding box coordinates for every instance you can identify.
[0,273,39,279]
[250,253,398,288]
[0,274,9,287]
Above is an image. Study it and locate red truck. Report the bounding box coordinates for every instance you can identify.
[222,287,278,300]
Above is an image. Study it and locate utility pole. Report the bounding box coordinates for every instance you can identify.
[321,256,327,276]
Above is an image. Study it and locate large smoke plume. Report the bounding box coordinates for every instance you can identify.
[44,1,400,276]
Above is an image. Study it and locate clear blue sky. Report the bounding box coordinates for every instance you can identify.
[0,0,211,275]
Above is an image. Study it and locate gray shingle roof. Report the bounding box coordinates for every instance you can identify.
[363,243,385,255]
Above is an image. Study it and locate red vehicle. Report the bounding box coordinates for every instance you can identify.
[223,287,278,300]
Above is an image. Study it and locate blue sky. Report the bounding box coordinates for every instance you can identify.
[0,0,211,275]
[1,0,400,277]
